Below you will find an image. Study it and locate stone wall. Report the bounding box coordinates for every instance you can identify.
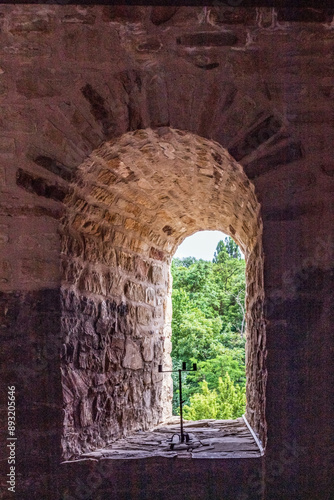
[0,4,333,499]
[60,128,264,458]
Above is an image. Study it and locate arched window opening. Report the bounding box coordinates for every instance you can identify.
[60,128,266,460]
[171,231,247,423]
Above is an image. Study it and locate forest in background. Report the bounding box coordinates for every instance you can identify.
[171,237,247,420]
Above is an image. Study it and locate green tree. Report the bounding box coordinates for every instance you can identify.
[172,308,223,364]
[183,380,218,420]
[183,352,246,398]
[171,236,247,418]
[183,373,246,420]
[213,236,242,263]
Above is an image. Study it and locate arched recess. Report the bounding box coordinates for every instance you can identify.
[60,127,266,459]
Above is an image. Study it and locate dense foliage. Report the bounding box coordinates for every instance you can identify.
[171,236,247,419]
[183,374,246,421]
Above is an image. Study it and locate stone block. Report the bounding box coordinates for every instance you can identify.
[164,297,173,324]
[90,185,116,205]
[61,12,96,25]
[78,268,104,296]
[142,389,151,408]
[104,211,123,226]
[122,339,143,370]
[149,264,164,285]
[141,336,154,362]
[16,169,67,202]
[153,306,163,320]
[137,38,162,53]
[163,338,172,355]
[128,237,149,253]
[115,198,141,217]
[150,7,179,25]
[102,6,145,23]
[177,32,238,48]
[97,168,117,185]
[208,7,256,25]
[124,281,145,302]
[95,315,112,337]
[116,250,134,273]
[9,14,51,34]
[145,287,156,306]
[111,336,125,352]
[137,306,152,326]
[277,8,334,23]
[112,230,127,247]
[134,256,150,280]
[82,236,101,263]
[61,258,83,285]
[101,244,116,267]
[79,399,93,427]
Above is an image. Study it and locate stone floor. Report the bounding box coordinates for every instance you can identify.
[78,417,263,461]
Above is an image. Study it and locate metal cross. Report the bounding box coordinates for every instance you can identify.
[158,361,197,447]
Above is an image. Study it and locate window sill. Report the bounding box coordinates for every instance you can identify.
[63,416,263,463]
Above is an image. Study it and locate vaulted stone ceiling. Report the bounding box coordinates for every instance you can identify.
[60,128,265,458]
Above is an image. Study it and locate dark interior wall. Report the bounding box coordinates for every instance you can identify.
[0,5,333,499]
[0,289,64,496]
[263,220,334,499]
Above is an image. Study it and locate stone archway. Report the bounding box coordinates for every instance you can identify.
[60,127,265,459]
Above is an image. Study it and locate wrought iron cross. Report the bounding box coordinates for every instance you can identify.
[158,361,197,446]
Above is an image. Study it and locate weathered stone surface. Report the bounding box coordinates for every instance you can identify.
[16,71,60,99]
[136,305,152,326]
[277,8,334,23]
[149,264,164,285]
[0,6,333,499]
[208,7,257,25]
[81,417,260,460]
[102,6,145,23]
[0,137,15,154]
[177,31,238,47]
[32,155,73,181]
[229,116,282,161]
[136,38,162,53]
[0,259,11,283]
[142,336,154,362]
[58,127,264,462]
[122,339,143,370]
[244,141,304,179]
[124,281,145,302]
[150,7,179,25]
[16,168,68,202]
[0,224,9,245]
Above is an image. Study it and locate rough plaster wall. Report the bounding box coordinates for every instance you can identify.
[0,4,333,499]
[61,127,264,458]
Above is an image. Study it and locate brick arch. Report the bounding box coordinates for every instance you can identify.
[21,67,302,196]
[60,127,265,459]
